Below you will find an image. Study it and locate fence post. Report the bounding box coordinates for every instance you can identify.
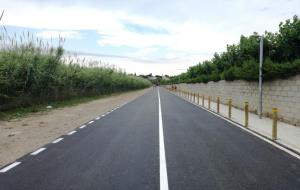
[208,96,211,110]
[244,102,249,128]
[202,95,204,106]
[197,93,200,105]
[272,108,278,140]
[217,97,220,113]
[228,99,232,118]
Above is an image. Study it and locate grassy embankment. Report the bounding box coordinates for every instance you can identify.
[0,26,151,120]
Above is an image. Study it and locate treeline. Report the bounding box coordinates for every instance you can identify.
[0,31,151,111]
[166,15,300,84]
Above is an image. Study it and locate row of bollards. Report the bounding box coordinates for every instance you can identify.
[168,87,278,140]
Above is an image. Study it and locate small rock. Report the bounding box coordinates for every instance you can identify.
[46,105,53,109]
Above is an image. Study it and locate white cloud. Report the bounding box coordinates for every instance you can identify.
[1,0,299,75]
[36,30,82,39]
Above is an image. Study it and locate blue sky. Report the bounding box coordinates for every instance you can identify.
[0,0,299,75]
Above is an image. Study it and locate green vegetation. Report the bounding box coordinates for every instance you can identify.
[0,27,151,112]
[165,15,300,84]
[0,90,139,120]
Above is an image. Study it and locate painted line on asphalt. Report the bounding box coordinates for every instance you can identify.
[79,125,87,129]
[52,138,64,144]
[30,148,46,156]
[67,131,77,135]
[158,88,169,190]
[95,117,100,120]
[88,121,94,124]
[0,162,21,173]
[168,90,300,160]
[201,106,300,160]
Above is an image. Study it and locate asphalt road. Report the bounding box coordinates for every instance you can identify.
[1,87,300,190]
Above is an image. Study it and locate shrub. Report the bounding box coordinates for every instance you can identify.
[0,31,151,111]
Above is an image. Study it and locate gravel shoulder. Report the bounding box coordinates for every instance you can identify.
[0,88,150,167]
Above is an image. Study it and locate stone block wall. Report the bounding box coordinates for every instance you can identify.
[175,75,300,126]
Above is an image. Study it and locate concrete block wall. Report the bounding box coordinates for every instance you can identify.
[175,75,300,126]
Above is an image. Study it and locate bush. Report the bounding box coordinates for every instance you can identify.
[0,32,151,111]
[165,15,300,84]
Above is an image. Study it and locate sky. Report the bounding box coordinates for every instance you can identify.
[0,0,299,75]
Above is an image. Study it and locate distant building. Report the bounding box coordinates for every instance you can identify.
[162,75,170,80]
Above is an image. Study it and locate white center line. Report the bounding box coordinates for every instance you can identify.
[67,130,77,135]
[79,125,87,129]
[52,138,64,144]
[158,88,169,190]
[0,162,21,173]
[30,147,46,156]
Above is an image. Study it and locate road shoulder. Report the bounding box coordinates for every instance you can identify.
[0,88,150,167]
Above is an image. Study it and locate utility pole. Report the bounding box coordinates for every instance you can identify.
[259,35,264,119]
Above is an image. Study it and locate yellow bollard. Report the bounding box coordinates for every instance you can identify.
[244,102,249,128]
[197,93,200,105]
[208,96,211,110]
[202,95,204,106]
[228,99,232,118]
[217,97,220,113]
[193,93,196,102]
[272,108,278,140]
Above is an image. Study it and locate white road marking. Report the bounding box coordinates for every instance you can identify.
[30,148,46,156]
[88,121,94,124]
[0,162,21,173]
[79,125,87,129]
[67,131,77,135]
[52,138,63,144]
[101,114,105,117]
[171,90,300,160]
[95,117,100,120]
[158,88,169,190]
[203,108,300,160]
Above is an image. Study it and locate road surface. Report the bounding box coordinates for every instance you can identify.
[1,88,300,190]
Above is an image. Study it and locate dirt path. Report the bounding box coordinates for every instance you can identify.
[0,88,150,167]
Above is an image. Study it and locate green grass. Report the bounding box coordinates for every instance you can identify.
[0,89,142,121]
[0,29,151,112]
